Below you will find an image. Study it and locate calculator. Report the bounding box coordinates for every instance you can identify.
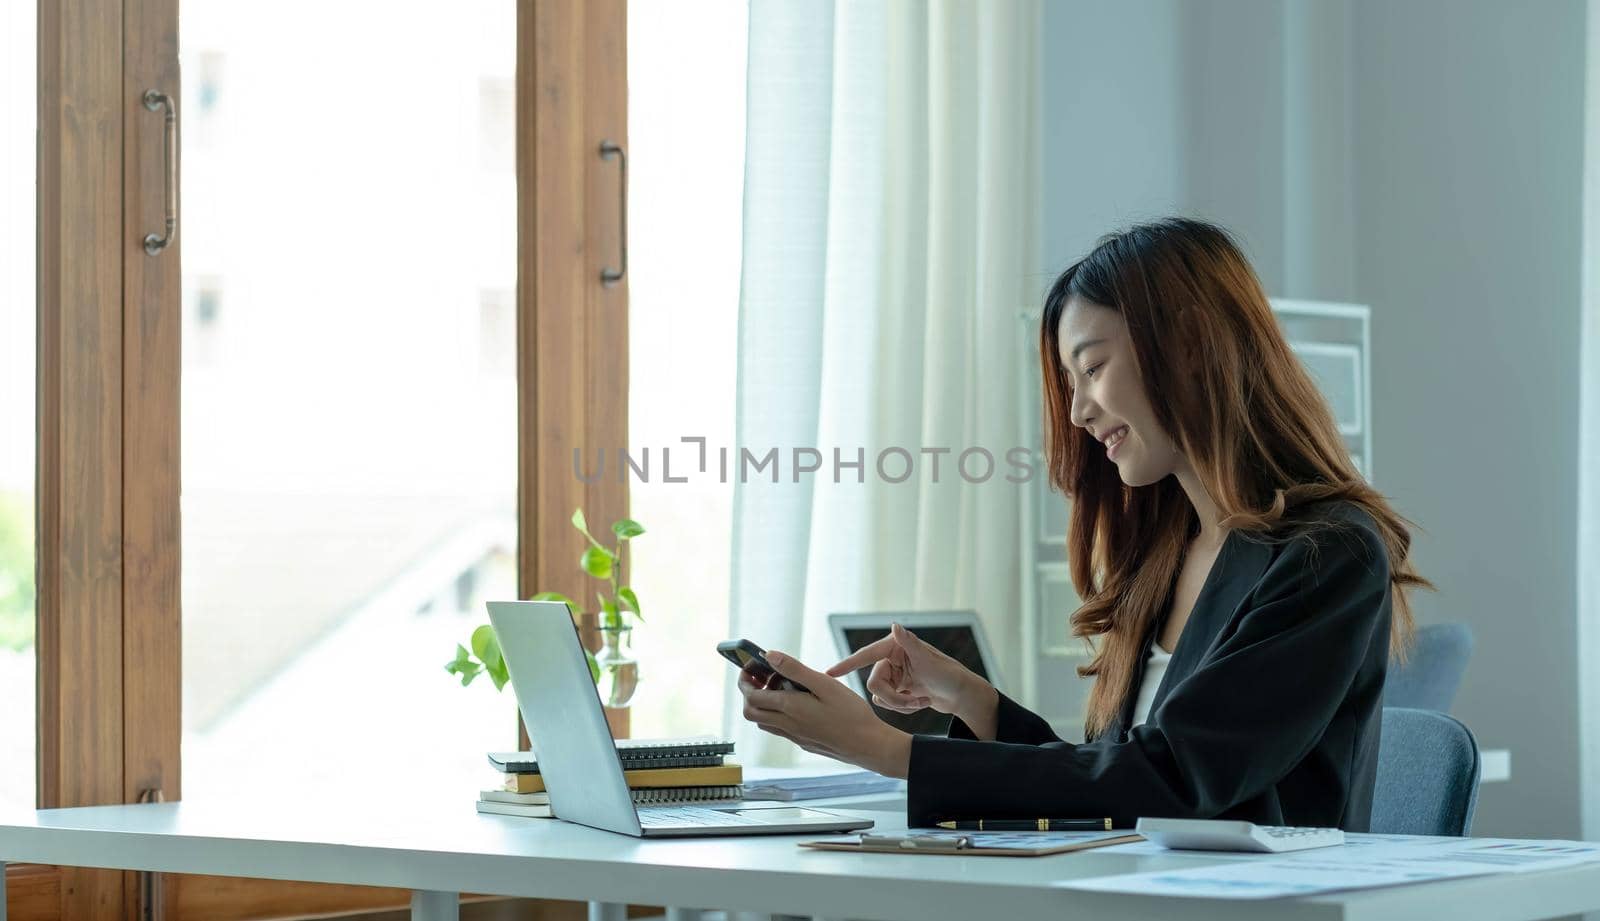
[1135,817,1345,853]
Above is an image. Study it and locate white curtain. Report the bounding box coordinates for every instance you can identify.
[726,0,1041,764]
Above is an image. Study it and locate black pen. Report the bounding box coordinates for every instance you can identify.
[935,818,1114,832]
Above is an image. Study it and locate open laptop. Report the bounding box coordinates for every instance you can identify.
[828,610,1000,736]
[486,600,874,838]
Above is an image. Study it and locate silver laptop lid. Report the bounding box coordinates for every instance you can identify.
[486,600,642,836]
[827,610,999,736]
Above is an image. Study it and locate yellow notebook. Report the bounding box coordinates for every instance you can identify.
[504,763,743,795]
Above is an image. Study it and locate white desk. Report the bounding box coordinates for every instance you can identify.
[4,795,1600,921]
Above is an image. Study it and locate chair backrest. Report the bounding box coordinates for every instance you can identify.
[1371,707,1481,836]
[1382,622,1473,712]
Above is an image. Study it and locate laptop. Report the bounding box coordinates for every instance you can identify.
[485,600,874,838]
[827,610,999,736]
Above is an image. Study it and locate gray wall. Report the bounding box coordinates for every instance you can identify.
[1039,0,1183,289]
[1583,0,1600,852]
[1040,0,1589,839]
[1351,0,1586,840]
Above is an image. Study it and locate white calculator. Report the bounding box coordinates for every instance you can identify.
[1135,817,1345,853]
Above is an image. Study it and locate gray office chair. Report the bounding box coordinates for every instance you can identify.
[1370,707,1481,836]
[1382,622,1473,713]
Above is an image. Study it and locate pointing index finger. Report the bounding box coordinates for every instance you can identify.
[825,634,897,677]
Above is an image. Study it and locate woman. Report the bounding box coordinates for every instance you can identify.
[737,217,1430,831]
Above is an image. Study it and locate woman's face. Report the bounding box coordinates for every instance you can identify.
[1058,296,1183,487]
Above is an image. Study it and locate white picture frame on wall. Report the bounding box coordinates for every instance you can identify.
[1289,340,1364,437]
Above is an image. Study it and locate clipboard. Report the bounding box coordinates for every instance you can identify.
[800,830,1143,857]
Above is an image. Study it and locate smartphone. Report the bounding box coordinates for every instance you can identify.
[717,638,809,693]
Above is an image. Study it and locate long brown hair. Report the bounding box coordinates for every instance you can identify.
[1039,218,1430,740]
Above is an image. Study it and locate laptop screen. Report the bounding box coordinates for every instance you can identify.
[840,625,989,736]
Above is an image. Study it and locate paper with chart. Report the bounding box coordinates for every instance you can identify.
[1060,837,1600,900]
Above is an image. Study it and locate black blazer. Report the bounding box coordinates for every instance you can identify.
[907,501,1394,831]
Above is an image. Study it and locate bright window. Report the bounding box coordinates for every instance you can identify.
[1,0,38,815]
[179,0,519,799]
[625,0,748,739]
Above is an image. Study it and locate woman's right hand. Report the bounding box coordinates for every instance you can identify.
[825,623,989,718]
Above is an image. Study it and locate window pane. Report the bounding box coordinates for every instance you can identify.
[1,0,37,814]
[624,0,747,739]
[180,0,518,798]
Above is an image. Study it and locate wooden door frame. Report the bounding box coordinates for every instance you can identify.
[21,0,627,919]
[518,0,631,743]
[35,0,165,916]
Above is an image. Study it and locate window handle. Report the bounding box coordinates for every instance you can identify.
[142,89,178,256]
[599,140,627,285]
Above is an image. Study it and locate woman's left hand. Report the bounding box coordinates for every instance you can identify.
[738,650,913,779]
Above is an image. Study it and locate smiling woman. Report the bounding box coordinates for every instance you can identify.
[735,217,1433,833]
[1057,301,1181,490]
[1038,218,1429,742]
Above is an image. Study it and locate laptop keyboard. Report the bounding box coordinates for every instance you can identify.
[638,805,767,827]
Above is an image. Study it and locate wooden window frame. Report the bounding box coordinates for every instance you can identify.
[21,0,627,918]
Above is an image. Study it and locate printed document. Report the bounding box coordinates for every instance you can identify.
[1061,837,1600,899]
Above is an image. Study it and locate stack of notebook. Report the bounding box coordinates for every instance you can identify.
[476,737,741,818]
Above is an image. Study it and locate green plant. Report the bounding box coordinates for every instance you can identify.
[0,492,35,652]
[445,507,644,690]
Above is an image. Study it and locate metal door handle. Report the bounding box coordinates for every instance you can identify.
[599,140,626,285]
[143,89,178,256]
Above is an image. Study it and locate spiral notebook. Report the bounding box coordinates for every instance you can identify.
[502,763,742,795]
[630,784,743,804]
[490,737,736,774]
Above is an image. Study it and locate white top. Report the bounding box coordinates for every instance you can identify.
[1131,643,1174,727]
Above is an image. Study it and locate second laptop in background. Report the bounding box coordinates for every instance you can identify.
[827,610,1000,736]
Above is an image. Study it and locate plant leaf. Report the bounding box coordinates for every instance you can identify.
[571,507,605,550]
[584,648,601,684]
[530,591,581,617]
[486,654,511,692]
[445,643,483,687]
[470,624,504,676]
[617,586,641,621]
[611,518,645,540]
[467,626,512,692]
[580,545,615,580]
[600,596,620,629]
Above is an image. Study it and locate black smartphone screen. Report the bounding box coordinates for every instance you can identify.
[717,639,808,692]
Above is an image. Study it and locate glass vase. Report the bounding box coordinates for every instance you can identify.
[596,623,639,709]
